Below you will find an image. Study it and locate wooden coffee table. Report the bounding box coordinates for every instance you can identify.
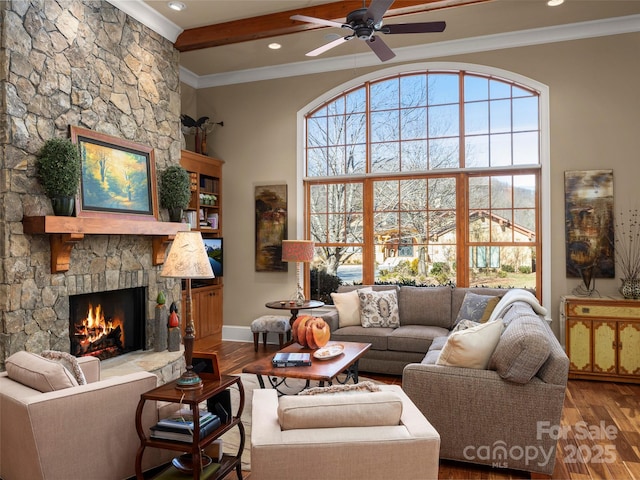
[242,341,371,395]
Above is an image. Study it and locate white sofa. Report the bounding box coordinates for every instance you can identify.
[0,354,173,480]
[251,384,441,480]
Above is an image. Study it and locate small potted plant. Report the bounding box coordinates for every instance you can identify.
[160,165,191,222]
[36,137,82,216]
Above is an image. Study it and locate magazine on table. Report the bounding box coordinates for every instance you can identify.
[272,352,311,367]
[151,416,221,442]
[156,409,216,431]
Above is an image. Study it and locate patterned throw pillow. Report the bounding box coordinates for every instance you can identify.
[41,350,87,385]
[454,292,500,326]
[358,290,400,328]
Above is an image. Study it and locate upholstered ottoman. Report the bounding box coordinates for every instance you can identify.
[250,315,291,351]
[251,384,441,479]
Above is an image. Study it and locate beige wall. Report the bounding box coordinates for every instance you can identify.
[184,32,640,339]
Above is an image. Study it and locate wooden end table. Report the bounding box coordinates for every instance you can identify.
[265,299,324,327]
[242,341,371,395]
[134,373,245,480]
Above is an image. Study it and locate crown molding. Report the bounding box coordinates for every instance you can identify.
[106,0,183,42]
[181,13,640,89]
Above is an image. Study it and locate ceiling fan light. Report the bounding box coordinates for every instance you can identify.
[547,0,564,6]
[168,1,186,12]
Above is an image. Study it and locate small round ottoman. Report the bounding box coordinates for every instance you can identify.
[250,315,291,351]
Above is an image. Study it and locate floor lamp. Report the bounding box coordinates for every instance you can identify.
[160,231,214,390]
[282,240,315,306]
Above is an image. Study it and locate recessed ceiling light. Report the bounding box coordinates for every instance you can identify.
[168,1,186,11]
[268,43,282,50]
[547,0,564,6]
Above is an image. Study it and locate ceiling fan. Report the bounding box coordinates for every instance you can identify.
[291,0,446,62]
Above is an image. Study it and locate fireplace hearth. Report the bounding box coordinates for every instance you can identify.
[69,287,146,360]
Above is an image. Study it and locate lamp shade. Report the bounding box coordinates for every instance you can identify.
[160,231,215,279]
[282,240,315,263]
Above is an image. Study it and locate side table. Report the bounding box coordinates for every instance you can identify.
[265,299,325,327]
[135,374,245,480]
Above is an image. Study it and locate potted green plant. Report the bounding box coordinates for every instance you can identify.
[160,165,191,222]
[36,137,82,216]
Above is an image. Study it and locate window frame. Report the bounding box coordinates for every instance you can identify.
[297,62,550,308]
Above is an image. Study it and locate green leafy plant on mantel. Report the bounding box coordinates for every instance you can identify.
[159,165,191,222]
[36,137,82,216]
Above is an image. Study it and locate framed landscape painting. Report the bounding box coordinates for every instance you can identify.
[70,126,158,220]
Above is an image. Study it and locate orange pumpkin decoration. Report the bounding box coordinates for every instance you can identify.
[292,315,331,349]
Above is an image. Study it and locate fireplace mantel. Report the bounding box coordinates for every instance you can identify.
[23,216,189,273]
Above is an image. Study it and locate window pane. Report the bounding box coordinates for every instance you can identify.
[327,115,345,145]
[371,78,399,110]
[371,142,400,173]
[346,87,366,113]
[346,112,367,144]
[465,101,489,135]
[401,140,428,171]
[307,148,327,176]
[490,99,511,133]
[429,104,459,137]
[374,180,397,210]
[489,79,511,99]
[490,133,511,166]
[465,135,489,168]
[429,138,459,169]
[401,108,427,140]
[513,96,538,131]
[308,117,327,147]
[513,132,538,165]
[491,176,512,208]
[326,96,344,116]
[401,74,427,107]
[464,75,488,102]
[310,214,327,242]
[400,179,427,210]
[469,213,490,242]
[346,144,366,174]
[401,210,427,237]
[469,177,490,209]
[469,245,536,289]
[513,175,536,208]
[428,178,456,209]
[492,209,514,241]
[371,110,399,142]
[514,208,536,238]
[327,146,345,175]
[429,74,459,105]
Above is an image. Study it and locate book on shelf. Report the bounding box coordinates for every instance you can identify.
[156,409,217,431]
[272,352,311,367]
[150,416,221,442]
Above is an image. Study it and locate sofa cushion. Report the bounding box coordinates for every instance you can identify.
[454,292,500,325]
[398,286,452,328]
[5,351,79,392]
[388,325,449,354]
[437,319,503,369]
[277,391,403,430]
[489,315,551,384]
[331,325,392,350]
[359,290,400,328]
[331,287,372,328]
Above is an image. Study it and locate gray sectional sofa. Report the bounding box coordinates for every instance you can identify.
[321,284,570,476]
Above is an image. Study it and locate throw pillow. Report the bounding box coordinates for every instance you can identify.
[451,319,480,333]
[454,292,500,325]
[41,350,87,385]
[277,391,403,430]
[5,351,79,392]
[331,287,373,328]
[437,319,504,369]
[358,290,400,328]
[298,381,381,396]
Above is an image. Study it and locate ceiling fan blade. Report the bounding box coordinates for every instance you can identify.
[290,14,344,29]
[306,36,351,57]
[366,35,396,62]
[383,21,446,34]
[365,0,395,24]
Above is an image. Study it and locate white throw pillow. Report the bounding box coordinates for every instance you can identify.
[331,287,372,328]
[358,289,400,328]
[437,319,504,369]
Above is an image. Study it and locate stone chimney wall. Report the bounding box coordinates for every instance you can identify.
[0,1,183,369]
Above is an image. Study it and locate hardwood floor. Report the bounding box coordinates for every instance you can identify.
[198,340,640,480]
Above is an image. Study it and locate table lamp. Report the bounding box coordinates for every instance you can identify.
[160,231,214,390]
[282,240,315,306]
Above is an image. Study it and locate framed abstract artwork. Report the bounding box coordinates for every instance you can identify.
[255,184,288,272]
[70,126,158,220]
[564,170,614,287]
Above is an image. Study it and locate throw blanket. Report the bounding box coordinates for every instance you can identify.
[487,289,547,323]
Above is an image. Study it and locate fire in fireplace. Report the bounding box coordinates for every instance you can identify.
[69,287,146,360]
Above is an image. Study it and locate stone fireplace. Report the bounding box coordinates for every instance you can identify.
[69,287,146,360]
[0,0,184,371]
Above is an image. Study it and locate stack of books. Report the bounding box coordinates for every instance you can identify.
[150,408,221,443]
[272,352,312,367]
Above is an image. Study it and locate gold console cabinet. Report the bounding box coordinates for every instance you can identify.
[562,296,640,383]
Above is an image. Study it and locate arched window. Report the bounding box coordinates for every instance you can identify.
[302,66,546,302]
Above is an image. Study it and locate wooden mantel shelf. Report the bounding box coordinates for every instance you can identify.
[23,216,189,273]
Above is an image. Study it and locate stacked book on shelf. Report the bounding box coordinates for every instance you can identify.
[150,408,221,443]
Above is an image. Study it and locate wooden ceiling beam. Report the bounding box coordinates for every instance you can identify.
[174,0,490,52]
